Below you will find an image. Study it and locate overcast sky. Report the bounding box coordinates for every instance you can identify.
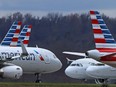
[0,0,116,18]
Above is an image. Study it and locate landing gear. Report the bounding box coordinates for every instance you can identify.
[95,79,108,87]
[101,79,108,87]
[35,73,42,83]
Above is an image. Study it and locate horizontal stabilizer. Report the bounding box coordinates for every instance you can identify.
[63,51,86,57]
[101,52,116,58]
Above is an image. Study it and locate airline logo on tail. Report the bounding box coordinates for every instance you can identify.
[90,11,116,53]
[0,22,32,47]
[18,25,32,47]
[1,21,21,46]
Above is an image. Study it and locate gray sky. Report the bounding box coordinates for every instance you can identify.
[0,0,116,18]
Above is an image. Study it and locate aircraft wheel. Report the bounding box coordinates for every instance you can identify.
[35,73,42,83]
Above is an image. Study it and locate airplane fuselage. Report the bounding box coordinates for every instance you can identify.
[0,46,62,74]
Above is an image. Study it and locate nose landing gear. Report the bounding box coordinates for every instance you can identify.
[35,73,41,83]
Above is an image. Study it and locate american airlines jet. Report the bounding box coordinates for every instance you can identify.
[0,22,62,83]
[87,10,116,67]
[63,11,116,68]
[65,58,116,84]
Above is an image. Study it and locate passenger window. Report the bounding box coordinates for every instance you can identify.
[95,63,105,66]
[89,62,96,66]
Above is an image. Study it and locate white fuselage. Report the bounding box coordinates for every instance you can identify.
[0,46,62,74]
[86,64,116,79]
[65,58,99,79]
[65,58,116,80]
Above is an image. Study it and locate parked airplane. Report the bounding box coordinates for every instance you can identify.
[65,58,99,80]
[0,22,62,83]
[65,58,116,84]
[63,11,116,68]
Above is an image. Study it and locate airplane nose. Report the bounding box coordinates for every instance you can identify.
[65,68,71,77]
[65,67,76,78]
[56,58,62,70]
[53,58,62,72]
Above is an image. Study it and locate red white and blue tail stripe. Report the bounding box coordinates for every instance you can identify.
[0,21,21,46]
[17,25,32,47]
[90,11,116,53]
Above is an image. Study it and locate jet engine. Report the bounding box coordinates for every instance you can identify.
[86,50,101,60]
[95,79,106,84]
[0,65,23,79]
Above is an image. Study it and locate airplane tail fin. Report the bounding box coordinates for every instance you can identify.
[90,11,116,52]
[17,25,32,47]
[1,21,22,46]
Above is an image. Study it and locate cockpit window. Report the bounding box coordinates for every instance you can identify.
[76,64,80,66]
[70,63,83,67]
[70,64,76,66]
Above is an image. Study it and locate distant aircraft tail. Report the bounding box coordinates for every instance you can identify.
[17,25,32,47]
[90,10,116,52]
[1,21,21,46]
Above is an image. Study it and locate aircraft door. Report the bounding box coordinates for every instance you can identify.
[44,54,50,64]
[42,51,50,64]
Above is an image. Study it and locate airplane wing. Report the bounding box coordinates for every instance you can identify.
[0,41,28,62]
[63,51,86,57]
[20,40,28,57]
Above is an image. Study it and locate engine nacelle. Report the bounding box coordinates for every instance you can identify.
[95,79,106,84]
[86,49,101,60]
[0,66,23,79]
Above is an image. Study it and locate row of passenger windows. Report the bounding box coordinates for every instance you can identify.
[89,62,105,66]
[70,62,105,67]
